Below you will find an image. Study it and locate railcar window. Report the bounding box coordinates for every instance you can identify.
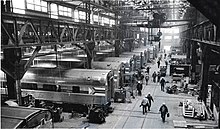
[21,83,38,90]
[43,84,56,91]
[72,86,80,93]
[57,85,66,92]
[27,111,50,128]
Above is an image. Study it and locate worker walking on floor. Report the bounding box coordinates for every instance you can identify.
[145,74,149,85]
[146,66,150,74]
[157,60,160,68]
[152,71,157,83]
[140,95,149,115]
[159,103,169,122]
[135,70,144,96]
[146,92,154,111]
[160,77,166,91]
[157,71,161,83]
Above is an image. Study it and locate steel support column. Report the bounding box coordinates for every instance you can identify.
[186,40,191,61]
[133,55,137,71]
[199,45,210,104]
[5,74,16,99]
[85,41,95,69]
[219,98,220,128]
[115,40,120,57]
[3,48,22,105]
[144,38,147,46]
[140,52,143,69]
[128,40,133,52]
[15,79,22,106]
[191,41,197,84]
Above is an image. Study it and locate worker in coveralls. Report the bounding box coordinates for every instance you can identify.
[146,92,154,111]
[160,77,166,91]
[135,70,144,96]
[140,95,149,115]
[159,103,169,122]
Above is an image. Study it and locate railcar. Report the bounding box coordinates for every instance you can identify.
[1,68,114,122]
[1,68,114,107]
[1,106,52,128]
[133,47,150,66]
[92,61,121,88]
[121,50,148,69]
[91,61,126,102]
[101,57,133,82]
[1,68,114,123]
[120,52,142,70]
[23,54,86,69]
[101,57,132,69]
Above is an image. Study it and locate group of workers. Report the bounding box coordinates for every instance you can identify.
[133,54,170,122]
[140,93,169,122]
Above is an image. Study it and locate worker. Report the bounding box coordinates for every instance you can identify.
[160,77,166,91]
[146,66,151,74]
[137,81,143,96]
[140,95,149,115]
[146,92,154,111]
[134,70,144,96]
[159,103,169,122]
[164,53,167,59]
[145,73,149,85]
[165,60,168,66]
[152,71,157,83]
[157,60,160,68]
[157,71,161,83]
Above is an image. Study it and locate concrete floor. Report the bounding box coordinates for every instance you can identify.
[54,57,217,129]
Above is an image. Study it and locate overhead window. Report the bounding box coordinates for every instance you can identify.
[74,10,79,22]
[140,27,145,32]
[79,11,86,20]
[26,0,47,12]
[101,17,104,25]
[164,36,172,40]
[51,3,58,19]
[173,28,179,33]
[103,17,109,24]
[173,36,179,39]
[94,15,99,22]
[12,0,25,14]
[110,19,115,26]
[161,28,179,33]
[59,5,71,17]
[90,13,93,24]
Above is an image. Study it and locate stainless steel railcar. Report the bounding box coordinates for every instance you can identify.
[121,50,149,69]
[92,61,122,91]
[1,68,114,123]
[120,52,141,70]
[1,106,52,128]
[91,61,132,103]
[1,68,114,106]
[102,57,131,64]
[23,54,86,68]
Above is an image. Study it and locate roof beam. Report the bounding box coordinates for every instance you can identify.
[136,7,192,10]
